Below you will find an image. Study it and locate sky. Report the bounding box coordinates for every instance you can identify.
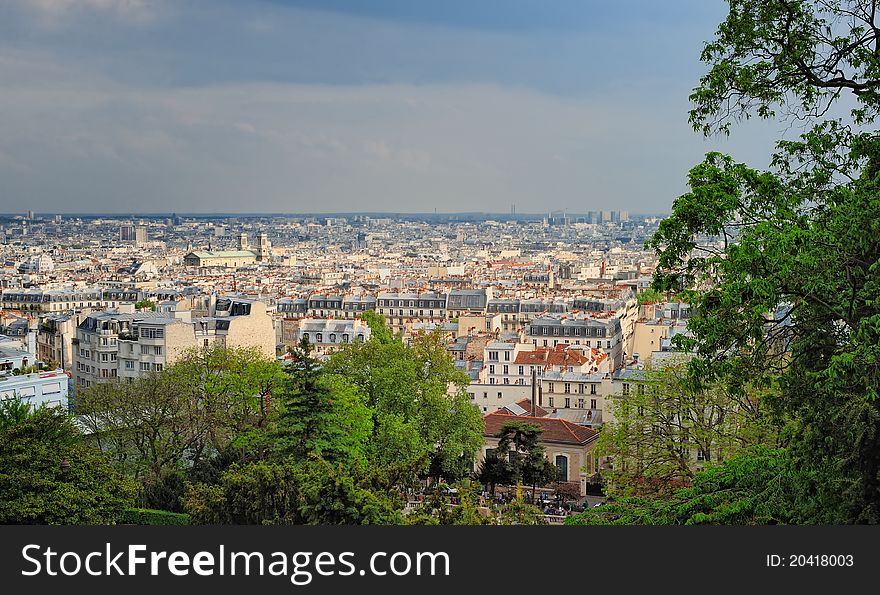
[0,0,791,214]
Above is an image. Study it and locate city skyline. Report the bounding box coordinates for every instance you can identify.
[0,0,792,215]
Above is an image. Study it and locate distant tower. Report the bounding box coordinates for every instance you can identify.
[257,232,271,262]
[238,232,249,252]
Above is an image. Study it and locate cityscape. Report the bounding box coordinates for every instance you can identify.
[1,1,878,565]
[1,208,680,511]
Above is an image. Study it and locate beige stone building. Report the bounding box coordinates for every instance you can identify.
[478,406,600,497]
[72,296,275,388]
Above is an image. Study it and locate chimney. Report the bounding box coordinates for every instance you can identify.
[531,367,537,416]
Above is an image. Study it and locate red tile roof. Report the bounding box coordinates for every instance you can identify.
[483,411,599,445]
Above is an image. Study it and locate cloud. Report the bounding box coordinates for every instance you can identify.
[0,52,781,215]
[13,0,161,25]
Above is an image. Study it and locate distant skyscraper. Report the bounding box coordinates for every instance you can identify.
[619,210,630,222]
[600,210,613,224]
[26,210,34,220]
[120,224,148,245]
[119,224,135,242]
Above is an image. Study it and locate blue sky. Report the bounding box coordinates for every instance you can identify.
[0,0,786,214]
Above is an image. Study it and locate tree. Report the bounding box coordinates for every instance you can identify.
[183,458,401,525]
[689,0,880,135]
[134,299,156,311]
[566,447,794,525]
[649,0,880,522]
[360,310,395,344]
[491,421,557,501]
[183,460,303,525]
[76,346,284,509]
[0,407,137,524]
[598,365,778,496]
[322,330,484,491]
[273,338,373,463]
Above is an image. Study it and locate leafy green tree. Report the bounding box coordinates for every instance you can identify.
[637,288,664,305]
[360,310,395,344]
[296,458,403,525]
[183,458,401,525]
[0,396,34,432]
[322,331,484,491]
[648,0,880,523]
[689,0,880,135]
[273,339,372,463]
[76,346,284,509]
[183,460,303,525]
[599,365,778,496]
[0,407,137,524]
[134,299,156,311]
[566,446,794,525]
[492,421,557,501]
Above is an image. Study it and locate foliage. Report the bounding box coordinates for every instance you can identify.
[690,0,880,135]
[359,310,395,344]
[0,397,35,432]
[598,365,779,496]
[406,480,493,525]
[134,299,156,311]
[566,447,794,525]
[184,460,304,525]
[498,496,548,525]
[0,408,137,524]
[636,288,664,305]
[483,421,557,500]
[75,345,283,509]
[121,508,190,525]
[183,458,401,525]
[649,0,880,523]
[273,339,372,463]
[322,330,484,489]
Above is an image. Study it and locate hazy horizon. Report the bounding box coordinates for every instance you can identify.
[1,1,797,215]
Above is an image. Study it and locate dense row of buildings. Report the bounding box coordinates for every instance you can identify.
[1,213,700,497]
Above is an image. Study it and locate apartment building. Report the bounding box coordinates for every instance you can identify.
[297,318,371,358]
[525,315,625,370]
[377,290,447,333]
[72,297,275,388]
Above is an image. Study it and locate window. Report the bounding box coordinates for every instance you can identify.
[591,398,597,409]
[488,351,498,361]
[329,333,336,342]
[316,333,323,342]
[564,383,571,393]
[578,398,585,408]
[154,346,162,356]
[497,392,502,399]
[483,392,488,398]
[622,383,630,395]
[548,397,554,407]
[518,366,524,375]
[154,363,163,372]
[564,397,570,408]
[140,362,150,371]
[125,360,135,370]
[637,405,644,416]
[591,384,597,395]
[503,365,509,374]
[489,365,495,374]
[696,449,706,462]
[504,351,510,361]
[555,455,568,482]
